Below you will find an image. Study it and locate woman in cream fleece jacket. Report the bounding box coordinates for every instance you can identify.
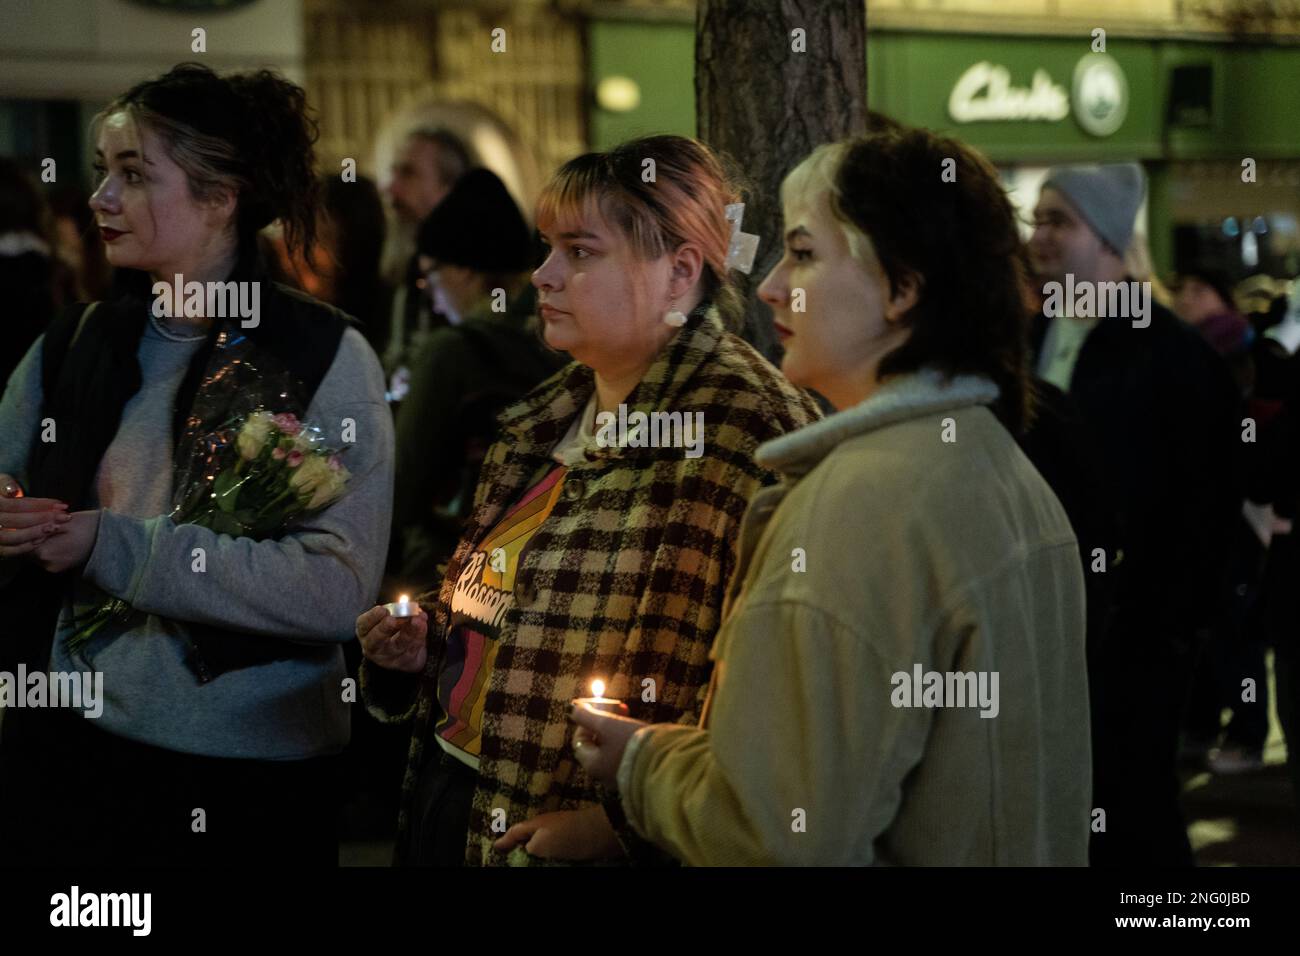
[571,128,1091,865]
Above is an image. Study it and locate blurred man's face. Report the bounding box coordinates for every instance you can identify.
[386,137,453,224]
[1174,278,1228,326]
[1029,187,1108,285]
[417,253,479,323]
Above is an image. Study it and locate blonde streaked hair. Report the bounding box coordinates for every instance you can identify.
[778,128,1035,435]
[781,141,873,266]
[536,135,744,328]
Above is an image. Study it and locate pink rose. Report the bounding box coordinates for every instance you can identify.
[271,447,286,460]
[287,450,304,467]
[272,413,303,436]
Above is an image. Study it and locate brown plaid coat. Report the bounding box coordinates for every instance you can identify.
[361,306,821,865]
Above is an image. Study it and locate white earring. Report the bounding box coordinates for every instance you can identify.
[663,305,687,327]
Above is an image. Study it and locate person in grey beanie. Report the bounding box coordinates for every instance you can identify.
[1041,163,1146,259]
[1028,163,1243,867]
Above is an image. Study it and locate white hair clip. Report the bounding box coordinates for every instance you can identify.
[724,202,760,274]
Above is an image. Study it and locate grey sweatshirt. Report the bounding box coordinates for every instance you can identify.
[0,320,394,759]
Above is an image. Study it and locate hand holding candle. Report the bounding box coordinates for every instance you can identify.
[570,691,647,787]
[385,593,417,618]
[355,600,428,673]
[574,679,630,716]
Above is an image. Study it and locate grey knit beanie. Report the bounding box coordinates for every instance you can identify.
[1041,162,1146,255]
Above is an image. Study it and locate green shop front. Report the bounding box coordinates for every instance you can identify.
[587,22,1300,280]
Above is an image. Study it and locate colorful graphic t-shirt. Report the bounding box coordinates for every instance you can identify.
[434,463,567,768]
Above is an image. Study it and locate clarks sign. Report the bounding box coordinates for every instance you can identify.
[948,53,1128,137]
[948,63,1069,122]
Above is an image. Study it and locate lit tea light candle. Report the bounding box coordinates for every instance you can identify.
[385,593,418,618]
[575,678,629,715]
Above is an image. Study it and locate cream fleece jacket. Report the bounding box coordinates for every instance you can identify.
[618,370,1091,865]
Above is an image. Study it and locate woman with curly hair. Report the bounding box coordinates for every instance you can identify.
[0,63,394,866]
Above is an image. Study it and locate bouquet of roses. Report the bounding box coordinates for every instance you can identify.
[66,409,351,653]
[198,410,350,538]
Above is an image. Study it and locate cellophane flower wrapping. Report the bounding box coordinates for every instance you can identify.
[67,341,352,654]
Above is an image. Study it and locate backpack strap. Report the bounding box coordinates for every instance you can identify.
[39,301,99,398]
[69,301,100,349]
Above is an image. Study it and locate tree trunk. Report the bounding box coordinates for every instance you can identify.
[696,0,867,359]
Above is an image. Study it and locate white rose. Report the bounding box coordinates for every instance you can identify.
[289,455,333,509]
[313,466,349,509]
[237,411,275,461]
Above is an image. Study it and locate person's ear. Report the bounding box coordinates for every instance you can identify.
[667,242,705,301]
[885,270,922,323]
[204,184,239,233]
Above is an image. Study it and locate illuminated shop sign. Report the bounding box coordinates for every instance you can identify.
[949,53,1128,137]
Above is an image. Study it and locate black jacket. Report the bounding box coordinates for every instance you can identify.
[1251,348,1300,645]
[0,250,56,392]
[1030,297,1243,641]
[1,252,353,680]
[1015,378,1119,686]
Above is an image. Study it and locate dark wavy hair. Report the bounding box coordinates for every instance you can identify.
[784,127,1034,433]
[93,62,320,259]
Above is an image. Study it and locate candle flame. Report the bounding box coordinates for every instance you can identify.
[591,679,606,698]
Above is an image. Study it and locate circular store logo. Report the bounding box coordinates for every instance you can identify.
[1072,53,1128,137]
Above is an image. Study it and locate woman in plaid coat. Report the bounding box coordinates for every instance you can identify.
[357,135,821,865]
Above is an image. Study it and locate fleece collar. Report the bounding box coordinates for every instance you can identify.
[756,368,999,479]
